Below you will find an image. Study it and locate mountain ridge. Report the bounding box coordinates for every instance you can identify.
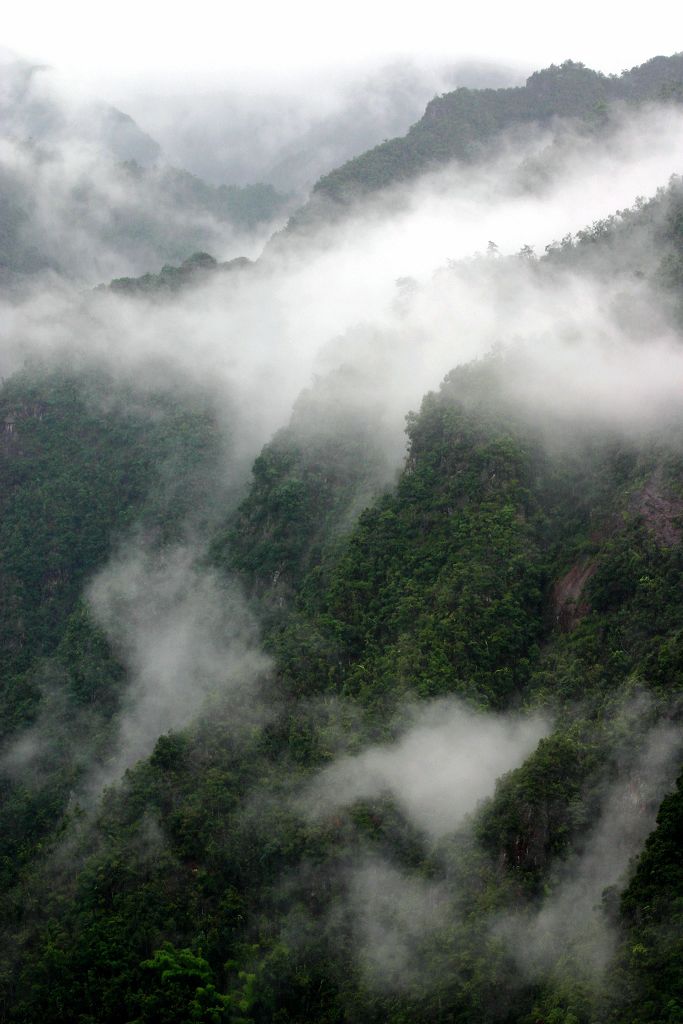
[1,46,683,1024]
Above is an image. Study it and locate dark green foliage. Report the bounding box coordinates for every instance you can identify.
[131,943,257,1024]
[608,772,683,1023]
[5,82,683,1022]
[317,387,547,708]
[0,364,230,1007]
[477,730,599,887]
[0,366,224,697]
[4,348,683,1024]
[108,252,252,295]
[286,55,683,224]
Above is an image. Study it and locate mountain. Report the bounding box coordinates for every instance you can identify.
[105,251,252,295]
[283,54,683,233]
[0,52,161,164]
[0,55,289,286]
[124,60,523,194]
[0,153,287,286]
[1,50,683,1024]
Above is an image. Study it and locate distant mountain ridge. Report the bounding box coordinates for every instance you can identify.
[0,53,161,165]
[0,55,289,286]
[125,61,523,194]
[283,53,683,230]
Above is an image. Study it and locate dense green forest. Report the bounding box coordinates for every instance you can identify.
[2,50,683,1024]
[3,344,683,1023]
[282,53,683,235]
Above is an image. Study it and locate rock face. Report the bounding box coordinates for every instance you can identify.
[1,402,45,451]
[631,468,683,547]
[553,559,599,631]
[552,467,683,633]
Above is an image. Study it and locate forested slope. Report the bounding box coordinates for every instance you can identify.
[316,54,683,199]
[2,57,683,1024]
[3,347,683,1022]
[283,53,683,235]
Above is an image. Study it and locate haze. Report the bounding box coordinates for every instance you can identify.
[4,0,680,94]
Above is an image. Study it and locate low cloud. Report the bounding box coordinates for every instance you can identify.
[85,541,272,792]
[345,856,449,990]
[305,699,550,839]
[3,103,683,484]
[496,720,683,985]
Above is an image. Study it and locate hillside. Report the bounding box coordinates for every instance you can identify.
[0,56,288,286]
[283,54,683,234]
[127,61,521,193]
[1,48,683,1024]
[3,349,683,1023]
[0,154,287,286]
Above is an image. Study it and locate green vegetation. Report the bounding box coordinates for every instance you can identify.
[2,53,683,1024]
[285,54,683,231]
[108,252,252,295]
[3,346,683,1022]
[0,365,227,936]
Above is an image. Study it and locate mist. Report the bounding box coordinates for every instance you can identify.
[496,720,683,985]
[3,99,683,804]
[305,699,550,839]
[84,541,272,793]
[0,132,281,283]
[344,856,450,990]
[4,38,683,1023]
[3,100,683,463]
[121,59,524,193]
[0,55,288,285]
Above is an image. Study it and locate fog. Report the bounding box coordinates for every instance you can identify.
[122,60,523,192]
[0,55,288,284]
[0,540,273,802]
[344,857,449,990]
[3,94,683,802]
[0,133,282,283]
[3,101,683,460]
[85,541,272,793]
[275,701,682,995]
[497,720,683,984]
[305,699,550,839]
[3,53,683,1015]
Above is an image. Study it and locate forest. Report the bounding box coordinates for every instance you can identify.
[1,45,683,1024]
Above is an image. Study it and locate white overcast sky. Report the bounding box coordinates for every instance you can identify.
[2,0,681,96]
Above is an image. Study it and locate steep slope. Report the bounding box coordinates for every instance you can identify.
[3,347,683,1023]
[3,62,683,1024]
[612,769,683,1023]
[0,56,288,285]
[0,366,228,913]
[283,54,683,234]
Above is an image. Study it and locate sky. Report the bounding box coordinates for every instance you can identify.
[3,0,681,96]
